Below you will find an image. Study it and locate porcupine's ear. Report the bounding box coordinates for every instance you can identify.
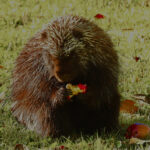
[72,26,83,40]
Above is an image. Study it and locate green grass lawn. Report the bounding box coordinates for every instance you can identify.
[0,0,150,149]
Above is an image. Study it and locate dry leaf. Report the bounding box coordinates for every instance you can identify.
[14,144,29,150]
[120,99,138,114]
[54,145,68,150]
[122,28,134,31]
[129,137,150,145]
[15,144,24,150]
[0,65,4,69]
[132,94,150,104]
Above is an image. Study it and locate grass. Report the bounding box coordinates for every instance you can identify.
[0,0,150,149]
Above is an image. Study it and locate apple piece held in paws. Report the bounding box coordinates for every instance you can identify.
[66,83,87,99]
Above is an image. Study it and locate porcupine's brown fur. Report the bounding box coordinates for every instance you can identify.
[11,15,120,137]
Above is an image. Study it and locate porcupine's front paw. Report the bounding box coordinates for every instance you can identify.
[51,86,72,107]
[58,86,72,100]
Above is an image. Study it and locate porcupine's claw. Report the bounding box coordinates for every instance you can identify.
[66,88,72,96]
[65,88,72,100]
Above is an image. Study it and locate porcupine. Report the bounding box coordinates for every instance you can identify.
[11,15,120,137]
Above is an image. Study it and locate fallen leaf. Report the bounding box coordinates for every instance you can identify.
[120,99,138,114]
[60,145,65,149]
[134,56,140,62]
[54,145,68,150]
[15,144,24,150]
[132,94,150,104]
[122,28,134,31]
[14,144,29,150]
[135,77,139,82]
[94,14,104,19]
[129,137,150,145]
[0,65,4,69]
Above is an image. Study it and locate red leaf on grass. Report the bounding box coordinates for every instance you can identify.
[95,14,104,19]
[60,145,65,149]
[134,57,140,62]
